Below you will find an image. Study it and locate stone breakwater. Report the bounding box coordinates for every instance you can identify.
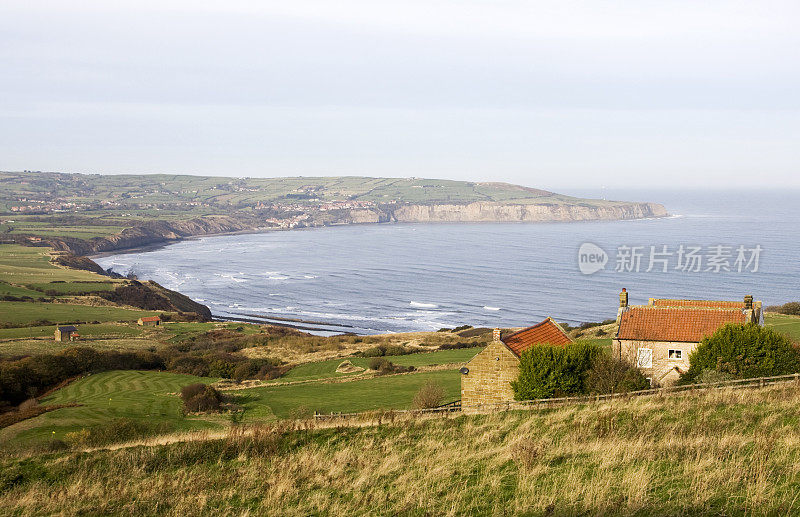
[12,201,667,255]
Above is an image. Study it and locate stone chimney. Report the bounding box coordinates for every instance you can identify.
[744,295,753,310]
[492,328,501,342]
[616,288,629,327]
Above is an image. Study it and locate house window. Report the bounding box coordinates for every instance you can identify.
[668,349,683,360]
[636,348,653,368]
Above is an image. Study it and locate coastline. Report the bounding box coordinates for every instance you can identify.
[87,208,670,259]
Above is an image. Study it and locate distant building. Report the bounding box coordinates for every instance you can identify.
[138,316,161,326]
[54,325,78,342]
[460,318,572,411]
[613,289,763,386]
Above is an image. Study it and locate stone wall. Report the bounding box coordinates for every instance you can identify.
[614,339,696,386]
[461,341,520,412]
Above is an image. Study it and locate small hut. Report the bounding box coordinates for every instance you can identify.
[54,325,78,342]
[138,316,161,326]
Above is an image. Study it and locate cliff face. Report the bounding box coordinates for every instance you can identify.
[388,202,668,223]
[10,202,667,255]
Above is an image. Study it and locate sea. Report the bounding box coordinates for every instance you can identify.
[95,189,800,335]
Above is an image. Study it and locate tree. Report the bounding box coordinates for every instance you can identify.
[584,355,650,394]
[680,323,800,384]
[511,341,601,400]
[412,380,446,409]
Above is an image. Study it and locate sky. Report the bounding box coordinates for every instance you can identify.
[1,1,799,189]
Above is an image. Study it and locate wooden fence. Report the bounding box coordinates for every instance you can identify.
[314,372,800,422]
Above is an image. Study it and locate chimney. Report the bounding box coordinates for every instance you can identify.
[744,295,753,310]
[492,328,501,342]
[619,288,629,308]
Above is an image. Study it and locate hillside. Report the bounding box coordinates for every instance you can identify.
[0,171,667,254]
[2,383,799,515]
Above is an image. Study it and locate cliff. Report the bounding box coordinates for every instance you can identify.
[387,201,667,223]
[9,202,667,255]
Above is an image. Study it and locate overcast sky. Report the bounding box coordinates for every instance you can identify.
[1,1,799,188]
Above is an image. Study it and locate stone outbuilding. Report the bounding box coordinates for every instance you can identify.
[54,325,78,342]
[138,316,161,326]
[613,289,763,386]
[460,318,572,411]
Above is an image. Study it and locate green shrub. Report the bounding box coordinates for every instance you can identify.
[361,347,385,358]
[367,357,389,370]
[180,383,224,412]
[511,341,602,400]
[584,355,650,394]
[696,368,736,384]
[679,323,800,384]
[412,380,445,409]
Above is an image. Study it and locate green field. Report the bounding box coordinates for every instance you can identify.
[0,281,46,298]
[765,313,800,342]
[278,347,481,383]
[1,362,462,447]
[0,322,144,340]
[24,281,116,295]
[242,370,460,419]
[0,370,220,446]
[0,245,104,284]
[0,301,158,326]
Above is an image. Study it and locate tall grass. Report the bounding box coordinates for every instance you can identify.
[4,385,800,515]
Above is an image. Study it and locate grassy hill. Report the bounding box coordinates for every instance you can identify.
[0,172,665,252]
[2,383,800,515]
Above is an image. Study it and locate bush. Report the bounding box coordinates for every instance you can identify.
[511,341,602,400]
[584,355,650,394]
[368,357,389,370]
[679,323,800,384]
[412,380,445,409]
[438,342,477,350]
[180,383,224,412]
[696,368,736,384]
[361,347,385,358]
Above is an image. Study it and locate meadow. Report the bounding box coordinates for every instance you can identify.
[3,383,800,515]
[0,301,159,326]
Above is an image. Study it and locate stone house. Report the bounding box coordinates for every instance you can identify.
[138,316,161,326]
[54,325,78,342]
[613,289,762,386]
[460,318,572,411]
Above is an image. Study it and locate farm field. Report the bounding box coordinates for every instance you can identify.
[0,370,221,446]
[276,347,482,383]
[0,244,104,284]
[0,301,159,326]
[764,313,800,342]
[242,370,460,420]
[0,364,461,448]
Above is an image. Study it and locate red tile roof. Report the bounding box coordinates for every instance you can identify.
[140,316,161,322]
[650,299,745,309]
[502,318,572,356]
[617,306,747,343]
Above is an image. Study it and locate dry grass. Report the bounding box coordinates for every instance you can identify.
[4,384,800,515]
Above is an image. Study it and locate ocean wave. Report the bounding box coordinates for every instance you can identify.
[483,306,501,311]
[303,275,317,279]
[215,273,247,283]
[268,275,289,280]
[410,301,438,308]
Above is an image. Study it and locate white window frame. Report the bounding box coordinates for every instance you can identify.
[636,348,653,368]
[668,349,683,360]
